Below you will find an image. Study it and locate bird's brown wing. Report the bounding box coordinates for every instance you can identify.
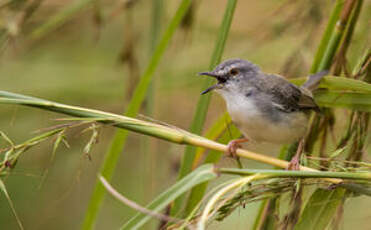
[266,74,319,113]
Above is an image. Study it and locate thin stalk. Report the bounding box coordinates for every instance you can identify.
[310,0,344,73]
[81,1,192,228]
[173,0,238,216]
[318,0,357,71]
[99,176,180,224]
[333,0,363,75]
[142,0,163,220]
[218,168,371,180]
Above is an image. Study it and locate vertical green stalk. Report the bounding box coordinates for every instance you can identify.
[81,1,192,229]
[141,0,163,218]
[150,0,163,52]
[317,0,357,71]
[145,0,163,135]
[333,0,363,74]
[310,0,344,73]
[171,0,238,216]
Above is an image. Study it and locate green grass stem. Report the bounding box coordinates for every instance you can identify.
[219,168,371,180]
[310,0,344,73]
[318,0,357,71]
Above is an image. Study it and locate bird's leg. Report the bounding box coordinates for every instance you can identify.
[226,138,249,159]
[287,139,305,170]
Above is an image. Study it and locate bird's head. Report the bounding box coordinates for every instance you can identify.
[199,58,260,94]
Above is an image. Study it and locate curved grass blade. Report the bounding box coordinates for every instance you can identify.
[121,164,217,230]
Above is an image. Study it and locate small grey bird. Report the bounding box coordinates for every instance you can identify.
[200,59,327,166]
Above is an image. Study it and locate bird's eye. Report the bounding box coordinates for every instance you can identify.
[230,68,239,76]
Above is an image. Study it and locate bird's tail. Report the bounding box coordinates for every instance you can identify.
[301,70,329,91]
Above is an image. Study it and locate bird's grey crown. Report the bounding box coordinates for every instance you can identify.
[213,58,260,73]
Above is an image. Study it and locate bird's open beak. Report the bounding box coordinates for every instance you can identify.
[201,84,219,94]
[199,71,224,95]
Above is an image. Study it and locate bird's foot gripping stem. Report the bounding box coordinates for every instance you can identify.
[287,139,305,171]
[287,154,301,171]
[226,138,249,159]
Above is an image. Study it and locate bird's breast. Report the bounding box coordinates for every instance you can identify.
[225,95,308,144]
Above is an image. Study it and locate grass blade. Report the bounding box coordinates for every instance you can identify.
[291,76,371,111]
[290,76,371,93]
[81,1,193,229]
[0,179,24,230]
[294,188,346,230]
[314,90,371,112]
[173,0,238,216]
[121,164,217,229]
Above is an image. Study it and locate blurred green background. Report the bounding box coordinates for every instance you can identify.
[0,0,370,229]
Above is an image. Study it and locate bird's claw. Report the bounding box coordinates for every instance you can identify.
[226,140,241,159]
[287,139,305,171]
[287,155,301,170]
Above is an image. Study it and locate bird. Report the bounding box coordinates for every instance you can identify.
[199,58,327,168]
